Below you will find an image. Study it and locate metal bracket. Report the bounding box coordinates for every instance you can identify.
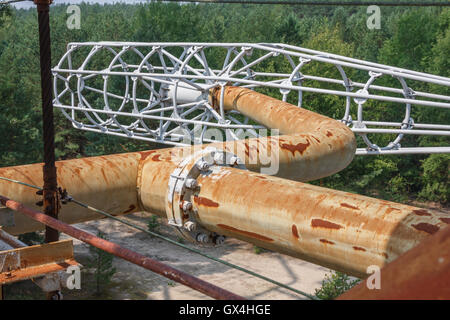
[0,240,79,286]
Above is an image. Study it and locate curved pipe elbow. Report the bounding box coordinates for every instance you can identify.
[209,86,356,181]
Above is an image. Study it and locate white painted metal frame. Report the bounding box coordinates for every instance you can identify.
[52,42,450,155]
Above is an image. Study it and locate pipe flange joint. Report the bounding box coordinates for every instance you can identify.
[165,147,246,246]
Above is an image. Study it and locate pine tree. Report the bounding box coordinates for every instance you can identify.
[88,231,116,296]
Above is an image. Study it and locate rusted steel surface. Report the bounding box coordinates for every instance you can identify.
[34,0,59,243]
[0,239,74,271]
[139,86,356,186]
[338,225,450,300]
[0,87,355,233]
[0,153,142,235]
[0,239,76,285]
[0,195,244,300]
[175,167,446,278]
[0,259,78,285]
[0,239,73,272]
[138,87,355,214]
[2,149,446,279]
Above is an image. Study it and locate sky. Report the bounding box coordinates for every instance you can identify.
[13,0,147,9]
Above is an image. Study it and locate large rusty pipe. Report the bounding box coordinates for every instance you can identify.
[0,195,244,300]
[138,161,449,278]
[0,153,142,235]
[209,86,357,181]
[160,86,356,181]
[2,154,447,277]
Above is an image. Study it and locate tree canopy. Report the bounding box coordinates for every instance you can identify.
[0,3,448,204]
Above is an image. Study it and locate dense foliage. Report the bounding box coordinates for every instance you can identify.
[0,3,448,204]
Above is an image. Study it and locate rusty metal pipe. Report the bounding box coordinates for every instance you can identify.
[0,153,142,235]
[0,87,354,232]
[337,225,450,299]
[2,155,447,277]
[156,86,356,181]
[209,86,357,181]
[0,229,26,248]
[138,163,449,277]
[34,0,59,243]
[0,195,244,300]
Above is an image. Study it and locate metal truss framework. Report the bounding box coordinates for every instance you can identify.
[52,42,450,155]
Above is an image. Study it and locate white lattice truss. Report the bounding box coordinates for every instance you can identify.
[52,42,450,155]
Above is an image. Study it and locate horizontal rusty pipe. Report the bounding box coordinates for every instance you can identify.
[337,225,450,299]
[0,153,142,235]
[0,195,244,300]
[138,163,449,277]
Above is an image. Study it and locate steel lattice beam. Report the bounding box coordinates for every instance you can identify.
[52,42,450,155]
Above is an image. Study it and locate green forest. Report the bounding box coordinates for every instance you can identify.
[0,2,448,205]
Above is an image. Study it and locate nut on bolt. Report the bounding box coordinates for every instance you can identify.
[180,201,193,212]
[229,156,239,166]
[196,233,210,243]
[48,291,63,300]
[184,221,196,232]
[196,161,210,171]
[213,152,224,164]
[214,235,226,245]
[185,178,198,189]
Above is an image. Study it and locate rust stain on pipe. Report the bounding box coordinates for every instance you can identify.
[340,203,359,210]
[411,222,440,235]
[193,196,219,208]
[291,225,299,239]
[280,141,311,156]
[412,209,431,216]
[0,195,244,301]
[440,218,450,224]
[311,219,343,230]
[151,154,162,162]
